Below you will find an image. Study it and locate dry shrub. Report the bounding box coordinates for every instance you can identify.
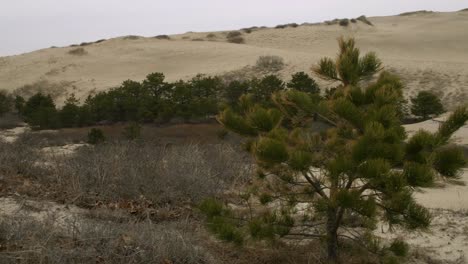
[227,36,245,44]
[0,136,43,178]
[226,31,244,44]
[68,47,87,56]
[51,142,251,205]
[255,55,285,72]
[123,35,141,40]
[399,10,433,16]
[13,80,71,100]
[154,35,171,40]
[192,38,205,41]
[206,33,216,38]
[0,216,210,264]
[356,15,373,26]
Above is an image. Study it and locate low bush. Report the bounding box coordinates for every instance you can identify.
[0,216,209,264]
[227,36,245,44]
[154,35,171,40]
[87,128,105,144]
[350,18,357,23]
[122,122,141,140]
[255,55,285,72]
[206,33,216,38]
[68,47,87,56]
[124,35,141,40]
[399,10,433,16]
[410,90,444,120]
[357,15,373,26]
[226,31,242,38]
[51,142,251,206]
[339,19,350,26]
[94,39,106,44]
[192,38,205,41]
[79,42,91,46]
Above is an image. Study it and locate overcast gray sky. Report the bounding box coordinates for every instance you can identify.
[1,0,467,56]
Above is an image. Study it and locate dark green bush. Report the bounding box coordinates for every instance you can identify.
[339,19,350,26]
[410,91,444,120]
[388,239,409,257]
[0,90,12,116]
[87,128,106,144]
[287,72,320,94]
[123,122,142,140]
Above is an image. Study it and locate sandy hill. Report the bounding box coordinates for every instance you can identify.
[0,11,467,107]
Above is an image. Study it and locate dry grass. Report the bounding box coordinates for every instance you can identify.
[0,215,210,264]
[255,55,285,72]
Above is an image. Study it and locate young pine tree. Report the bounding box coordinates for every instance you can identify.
[210,37,467,262]
[410,91,445,120]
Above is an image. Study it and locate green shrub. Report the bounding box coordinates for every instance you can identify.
[388,239,409,257]
[339,19,350,26]
[410,91,444,120]
[122,122,142,140]
[0,90,12,116]
[287,72,320,94]
[87,128,106,144]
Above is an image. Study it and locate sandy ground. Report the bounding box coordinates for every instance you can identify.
[0,11,467,107]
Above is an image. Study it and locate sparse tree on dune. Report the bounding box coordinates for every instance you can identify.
[206,37,467,262]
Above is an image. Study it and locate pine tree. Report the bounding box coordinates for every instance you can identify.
[287,72,320,94]
[410,91,444,120]
[209,37,467,262]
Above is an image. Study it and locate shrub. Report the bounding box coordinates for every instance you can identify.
[242,28,252,34]
[79,42,91,46]
[226,31,242,38]
[227,36,245,44]
[87,128,105,144]
[255,55,285,72]
[399,10,433,16]
[252,75,286,103]
[351,18,357,23]
[388,239,409,257]
[123,35,141,40]
[357,15,373,26]
[339,19,350,26]
[94,39,107,44]
[192,38,204,41]
[52,142,250,205]
[0,90,12,116]
[68,47,87,56]
[155,35,171,40]
[460,8,468,12]
[410,91,444,120]
[206,33,216,38]
[287,72,320,94]
[122,122,141,140]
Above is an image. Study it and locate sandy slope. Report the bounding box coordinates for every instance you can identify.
[0,11,467,107]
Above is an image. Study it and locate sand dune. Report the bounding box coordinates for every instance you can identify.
[1,11,467,107]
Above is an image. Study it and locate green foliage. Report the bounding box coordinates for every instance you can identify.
[213,38,466,261]
[403,162,434,187]
[433,147,466,177]
[122,122,142,140]
[410,91,444,120]
[0,91,12,116]
[59,94,80,127]
[314,37,382,87]
[388,239,409,257]
[87,128,106,145]
[287,72,320,94]
[14,95,25,114]
[21,93,59,129]
[252,75,286,104]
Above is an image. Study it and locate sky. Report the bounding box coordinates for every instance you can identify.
[1,0,467,56]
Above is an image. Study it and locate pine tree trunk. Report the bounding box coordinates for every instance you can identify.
[326,208,339,263]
